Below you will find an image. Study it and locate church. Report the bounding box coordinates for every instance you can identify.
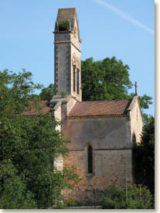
[50,8,143,203]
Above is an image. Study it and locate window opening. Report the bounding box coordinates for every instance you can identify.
[73,65,76,92]
[88,145,93,174]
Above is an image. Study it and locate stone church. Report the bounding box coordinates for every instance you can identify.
[50,8,143,203]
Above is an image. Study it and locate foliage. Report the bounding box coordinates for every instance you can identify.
[65,199,84,207]
[82,57,132,101]
[126,184,153,209]
[0,69,78,209]
[139,94,153,109]
[102,185,153,209]
[128,93,152,111]
[82,57,152,110]
[102,187,126,209]
[58,21,70,31]
[0,160,37,209]
[133,116,154,196]
[39,83,54,101]
[60,90,68,98]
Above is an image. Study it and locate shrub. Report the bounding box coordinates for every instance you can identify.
[126,184,153,209]
[102,184,153,209]
[66,200,84,207]
[60,90,68,98]
[102,187,126,209]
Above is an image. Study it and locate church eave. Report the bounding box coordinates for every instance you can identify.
[67,114,129,120]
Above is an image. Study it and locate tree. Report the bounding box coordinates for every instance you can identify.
[81,57,152,110]
[0,160,36,209]
[0,69,77,208]
[39,84,55,101]
[128,93,152,114]
[133,116,154,195]
[82,57,132,101]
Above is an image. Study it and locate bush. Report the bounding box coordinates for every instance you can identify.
[65,200,84,207]
[102,185,153,209]
[102,187,126,209]
[127,184,153,209]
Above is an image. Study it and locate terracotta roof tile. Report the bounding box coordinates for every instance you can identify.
[68,100,131,117]
[23,100,51,116]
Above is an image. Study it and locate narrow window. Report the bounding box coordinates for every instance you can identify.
[88,145,93,174]
[77,68,79,94]
[73,65,76,92]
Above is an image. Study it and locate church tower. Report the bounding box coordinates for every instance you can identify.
[54,8,82,101]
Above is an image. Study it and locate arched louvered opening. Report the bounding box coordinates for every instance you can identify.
[73,65,76,92]
[77,68,79,94]
[88,145,93,174]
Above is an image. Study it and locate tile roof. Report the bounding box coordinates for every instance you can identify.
[68,100,131,117]
[23,100,51,116]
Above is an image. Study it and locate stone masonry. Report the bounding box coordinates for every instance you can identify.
[51,8,143,204]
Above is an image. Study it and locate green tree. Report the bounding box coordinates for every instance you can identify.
[133,116,154,195]
[82,57,152,110]
[0,69,77,209]
[0,160,36,209]
[82,57,132,101]
[128,93,152,114]
[40,83,55,101]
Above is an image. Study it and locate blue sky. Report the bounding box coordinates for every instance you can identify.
[0,0,154,115]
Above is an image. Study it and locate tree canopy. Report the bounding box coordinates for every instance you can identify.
[82,57,132,101]
[81,57,152,111]
[0,69,77,209]
[40,83,55,101]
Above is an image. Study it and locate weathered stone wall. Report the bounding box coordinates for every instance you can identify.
[129,97,143,143]
[63,116,131,149]
[62,116,133,202]
[54,37,71,95]
[66,96,77,115]
[70,43,81,101]
[52,101,63,171]
[54,16,81,101]
[52,96,77,172]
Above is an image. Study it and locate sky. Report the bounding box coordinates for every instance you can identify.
[0,0,154,115]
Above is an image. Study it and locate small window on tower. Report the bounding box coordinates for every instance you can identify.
[77,68,79,94]
[88,145,93,174]
[73,65,76,92]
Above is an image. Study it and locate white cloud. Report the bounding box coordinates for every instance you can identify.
[93,0,154,35]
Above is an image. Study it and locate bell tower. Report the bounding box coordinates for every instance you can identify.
[54,8,82,101]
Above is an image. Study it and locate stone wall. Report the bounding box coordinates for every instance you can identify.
[62,116,133,203]
[54,14,81,101]
[128,96,143,143]
[54,37,71,95]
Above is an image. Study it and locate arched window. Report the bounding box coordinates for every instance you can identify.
[88,145,93,174]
